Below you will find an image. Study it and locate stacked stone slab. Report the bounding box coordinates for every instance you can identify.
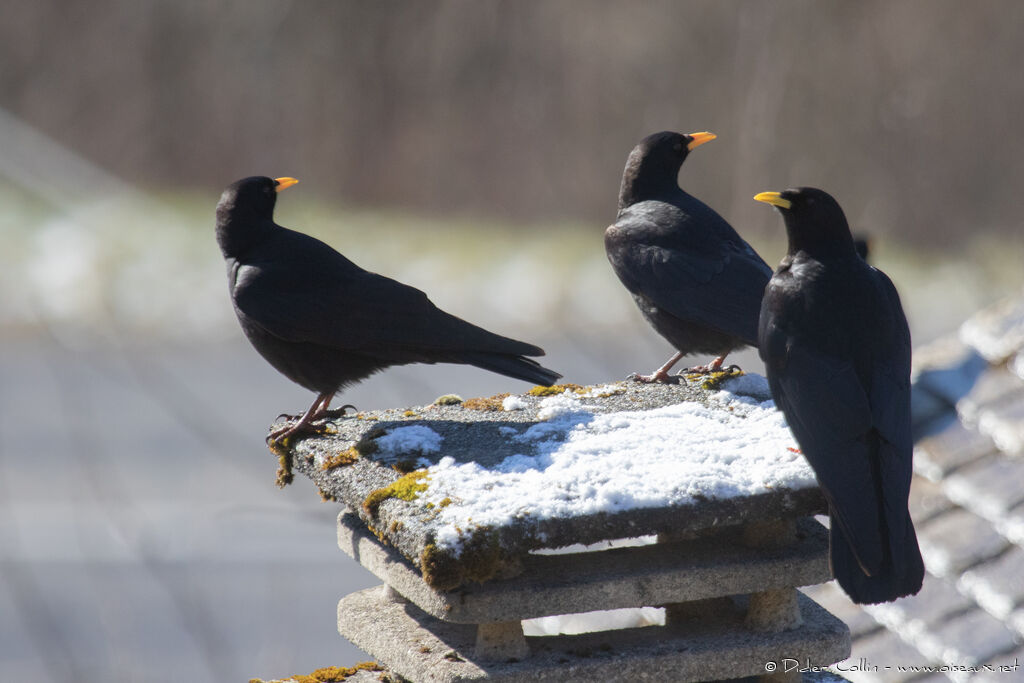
[337,510,848,682]
[273,380,852,682]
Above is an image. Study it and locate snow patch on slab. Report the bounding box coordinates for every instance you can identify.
[418,380,814,553]
[501,395,528,411]
[375,425,443,457]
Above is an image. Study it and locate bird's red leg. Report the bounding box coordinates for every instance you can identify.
[268,392,334,444]
[685,355,727,374]
[630,351,684,383]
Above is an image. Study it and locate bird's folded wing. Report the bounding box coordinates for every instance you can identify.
[768,338,885,575]
[606,219,770,345]
[234,268,543,359]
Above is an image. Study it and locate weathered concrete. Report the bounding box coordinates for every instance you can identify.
[747,588,803,632]
[474,621,529,661]
[338,511,831,623]
[337,586,851,683]
[279,380,826,590]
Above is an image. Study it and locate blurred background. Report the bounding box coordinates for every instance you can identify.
[2,1,1024,681]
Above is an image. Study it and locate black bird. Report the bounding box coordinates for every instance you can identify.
[216,176,561,443]
[605,131,772,382]
[755,187,924,604]
[853,235,871,262]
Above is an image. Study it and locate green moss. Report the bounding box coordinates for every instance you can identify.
[462,393,510,411]
[391,458,419,474]
[321,447,359,471]
[433,394,464,406]
[419,526,504,590]
[353,425,388,456]
[527,383,584,396]
[363,470,429,516]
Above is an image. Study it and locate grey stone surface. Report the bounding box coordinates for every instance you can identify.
[957,544,1024,620]
[286,380,825,589]
[800,584,882,640]
[914,418,997,481]
[338,511,830,623]
[747,588,803,633]
[942,454,1024,520]
[916,507,1009,576]
[337,586,850,683]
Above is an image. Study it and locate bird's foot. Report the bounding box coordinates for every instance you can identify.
[628,370,680,384]
[681,356,740,375]
[266,418,335,446]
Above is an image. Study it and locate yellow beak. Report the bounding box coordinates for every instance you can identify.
[274,177,299,192]
[753,191,791,209]
[685,131,716,151]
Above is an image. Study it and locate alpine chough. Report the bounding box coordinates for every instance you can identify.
[605,131,772,382]
[755,187,924,604]
[216,176,561,443]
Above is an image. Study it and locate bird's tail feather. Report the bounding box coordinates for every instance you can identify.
[830,513,925,604]
[460,352,562,387]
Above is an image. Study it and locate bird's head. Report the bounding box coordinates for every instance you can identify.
[619,131,715,208]
[215,176,298,256]
[754,187,855,257]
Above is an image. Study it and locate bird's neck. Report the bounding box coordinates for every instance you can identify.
[617,156,682,210]
[784,222,857,261]
[215,213,277,260]
[618,174,682,210]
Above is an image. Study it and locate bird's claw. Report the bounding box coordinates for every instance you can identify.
[322,403,358,418]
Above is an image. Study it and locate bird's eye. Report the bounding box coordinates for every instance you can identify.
[673,142,684,153]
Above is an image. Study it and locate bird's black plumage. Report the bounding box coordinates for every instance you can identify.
[755,187,924,604]
[605,131,772,381]
[216,176,561,441]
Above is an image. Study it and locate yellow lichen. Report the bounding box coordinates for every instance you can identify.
[462,393,510,411]
[433,394,464,406]
[321,447,359,471]
[363,470,430,516]
[402,410,417,418]
[282,662,383,683]
[527,383,584,396]
[684,367,745,391]
[268,439,294,488]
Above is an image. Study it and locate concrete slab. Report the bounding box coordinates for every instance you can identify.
[337,586,850,683]
[338,511,831,624]
[280,380,826,590]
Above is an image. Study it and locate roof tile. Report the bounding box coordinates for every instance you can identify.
[917,507,1009,576]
